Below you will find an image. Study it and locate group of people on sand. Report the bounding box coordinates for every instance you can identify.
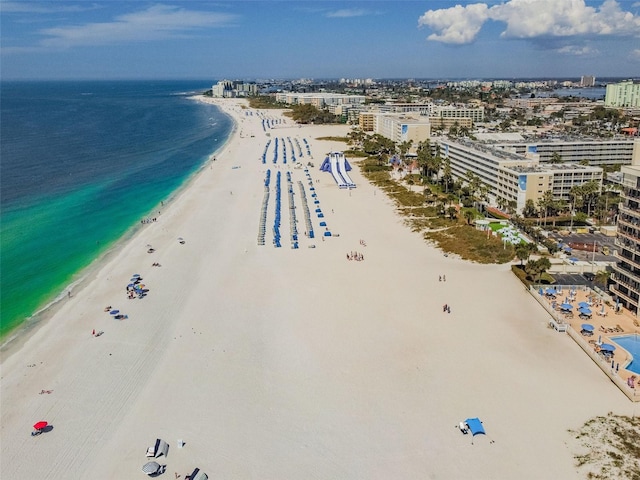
[443,304,451,314]
[151,262,161,267]
[347,251,364,261]
[439,275,447,282]
[140,217,158,224]
[359,239,367,247]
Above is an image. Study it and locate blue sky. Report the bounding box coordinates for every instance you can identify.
[1,0,639,80]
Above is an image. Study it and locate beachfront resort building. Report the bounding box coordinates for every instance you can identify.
[490,138,640,167]
[274,92,366,108]
[605,80,640,108]
[610,164,640,317]
[211,80,258,98]
[359,112,431,145]
[437,138,603,213]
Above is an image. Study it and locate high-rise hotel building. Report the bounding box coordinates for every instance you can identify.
[611,164,640,316]
[605,80,640,108]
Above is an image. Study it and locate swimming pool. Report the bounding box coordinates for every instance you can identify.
[613,334,640,375]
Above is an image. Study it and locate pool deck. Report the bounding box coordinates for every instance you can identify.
[532,284,640,401]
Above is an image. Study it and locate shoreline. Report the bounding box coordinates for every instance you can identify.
[1,98,634,479]
[0,96,236,354]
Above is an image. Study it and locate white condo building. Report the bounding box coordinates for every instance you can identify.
[491,138,640,167]
[437,139,603,213]
[274,92,366,108]
[605,80,640,108]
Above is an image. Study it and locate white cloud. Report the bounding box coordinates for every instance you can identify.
[418,3,489,44]
[0,1,101,14]
[631,49,640,60]
[37,4,237,49]
[557,45,599,55]
[419,0,640,44]
[325,9,371,18]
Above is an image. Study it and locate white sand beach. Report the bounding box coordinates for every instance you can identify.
[1,98,634,479]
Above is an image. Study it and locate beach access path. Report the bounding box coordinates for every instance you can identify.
[0,98,632,480]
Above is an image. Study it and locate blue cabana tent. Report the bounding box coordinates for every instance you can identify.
[465,418,486,436]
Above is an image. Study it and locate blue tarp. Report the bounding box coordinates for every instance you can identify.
[465,418,485,436]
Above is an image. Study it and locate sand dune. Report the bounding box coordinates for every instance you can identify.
[0,98,632,480]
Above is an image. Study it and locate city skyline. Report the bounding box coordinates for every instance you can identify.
[1,0,639,81]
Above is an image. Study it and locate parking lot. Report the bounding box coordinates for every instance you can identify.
[547,231,617,263]
[552,272,599,287]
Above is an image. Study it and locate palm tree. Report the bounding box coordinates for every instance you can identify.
[537,190,554,227]
[515,244,530,266]
[441,158,453,193]
[446,206,458,220]
[594,270,610,288]
[463,209,475,225]
[536,257,552,283]
[549,152,562,164]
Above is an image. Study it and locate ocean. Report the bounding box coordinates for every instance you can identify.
[0,81,233,341]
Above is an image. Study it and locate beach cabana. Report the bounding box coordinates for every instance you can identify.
[188,468,208,480]
[146,438,169,458]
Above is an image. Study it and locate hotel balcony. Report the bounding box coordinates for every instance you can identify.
[613,249,640,273]
[617,228,640,246]
[609,284,639,312]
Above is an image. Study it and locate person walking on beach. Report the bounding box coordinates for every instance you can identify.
[443,274,446,282]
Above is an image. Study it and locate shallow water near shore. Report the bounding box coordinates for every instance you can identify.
[0,80,232,339]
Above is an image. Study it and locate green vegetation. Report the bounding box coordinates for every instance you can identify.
[316,136,349,143]
[287,104,339,124]
[570,413,640,480]
[356,155,516,264]
[247,96,286,109]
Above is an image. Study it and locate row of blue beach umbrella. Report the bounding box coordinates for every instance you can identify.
[257,170,271,245]
[273,171,282,247]
[286,172,299,249]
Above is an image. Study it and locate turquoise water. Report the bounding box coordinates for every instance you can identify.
[613,334,640,375]
[0,81,233,339]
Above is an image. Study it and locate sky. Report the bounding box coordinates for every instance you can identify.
[1,0,639,81]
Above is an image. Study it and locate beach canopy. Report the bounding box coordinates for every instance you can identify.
[147,438,169,458]
[560,303,573,311]
[579,302,590,308]
[33,421,47,430]
[464,418,486,436]
[579,308,592,316]
[600,343,616,352]
[581,324,594,331]
[189,468,208,480]
[142,461,161,475]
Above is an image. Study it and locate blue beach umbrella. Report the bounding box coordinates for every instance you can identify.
[560,303,573,310]
[579,302,590,308]
[581,324,594,332]
[110,310,120,315]
[538,287,543,296]
[132,274,141,278]
[580,307,592,316]
[600,343,616,352]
